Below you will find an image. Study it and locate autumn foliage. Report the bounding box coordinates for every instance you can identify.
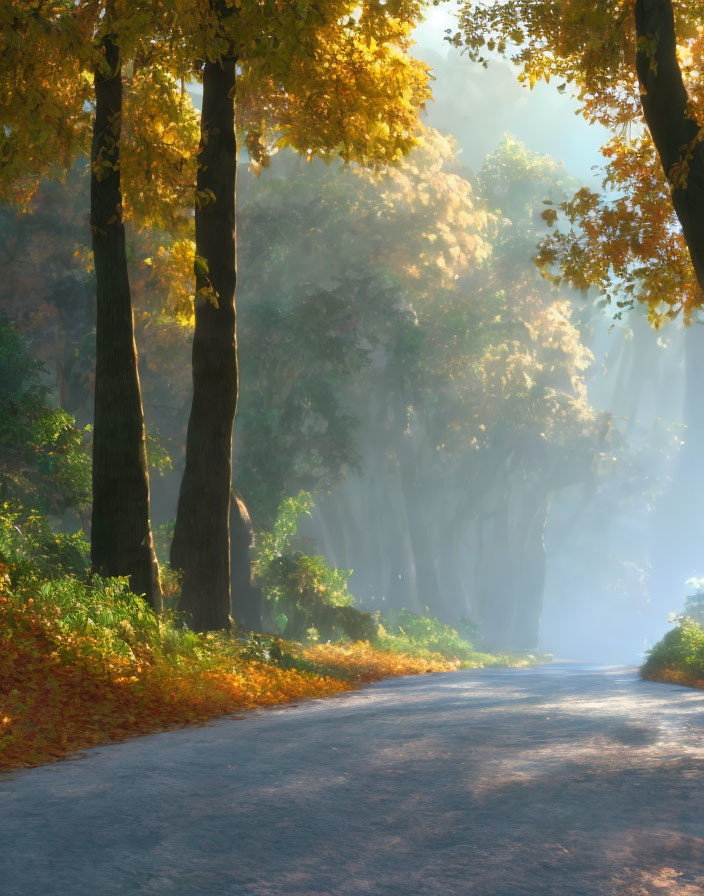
[0,573,494,772]
[453,0,704,320]
[302,642,458,683]
[0,552,541,772]
[0,583,340,771]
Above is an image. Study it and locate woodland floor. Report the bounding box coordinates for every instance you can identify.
[2,664,704,895]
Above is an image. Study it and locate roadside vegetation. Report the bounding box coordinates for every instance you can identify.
[0,508,535,772]
[641,581,704,690]
[0,374,535,772]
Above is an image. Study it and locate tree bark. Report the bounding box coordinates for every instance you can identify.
[90,34,161,610]
[635,0,704,291]
[171,56,238,632]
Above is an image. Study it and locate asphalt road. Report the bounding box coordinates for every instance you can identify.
[2,664,704,896]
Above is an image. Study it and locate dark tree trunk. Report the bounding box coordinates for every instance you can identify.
[635,0,704,291]
[90,35,161,610]
[171,57,238,632]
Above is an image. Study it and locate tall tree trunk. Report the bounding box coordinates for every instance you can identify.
[171,56,238,632]
[635,0,704,290]
[90,34,161,610]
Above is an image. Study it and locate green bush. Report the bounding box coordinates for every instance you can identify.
[314,604,378,642]
[5,560,304,673]
[642,578,704,683]
[31,575,167,663]
[0,320,90,516]
[254,492,377,642]
[0,503,88,586]
[377,609,480,662]
[642,618,704,681]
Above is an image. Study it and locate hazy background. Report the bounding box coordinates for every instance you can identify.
[425,15,703,662]
[4,10,702,665]
[293,14,702,663]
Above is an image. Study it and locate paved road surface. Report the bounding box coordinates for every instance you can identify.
[2,665,704,895]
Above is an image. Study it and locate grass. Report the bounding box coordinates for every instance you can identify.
[375,608,537,669]
[0,575,539,772]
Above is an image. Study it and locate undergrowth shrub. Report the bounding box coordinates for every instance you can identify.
[642,579,704,685]
[642,618,704,682]
[376,609,533,668]
[0,503,88,585]
[0,576,354,770]
[0,495,539,771]
[377,609,479,661]
[0,319,90,517]
[10,568,320,675]
[252,494,514,665]
[254,492,377,642]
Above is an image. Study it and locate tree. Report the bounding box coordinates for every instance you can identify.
[0,3,191,609]
[1,2,201,609]
[452,0,704,315]
[450,1,704,631]
[169,40,238,632]
[90,29,161,606]
[168,0,432,630]
[225,132,606,650]
[634,0,704,290]
[1,0,432,630]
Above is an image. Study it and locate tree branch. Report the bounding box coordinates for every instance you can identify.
[635,0,704,293]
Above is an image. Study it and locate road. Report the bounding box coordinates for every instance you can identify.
[2,664,704,895]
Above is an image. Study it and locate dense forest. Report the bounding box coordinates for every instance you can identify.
[3,0,704,772]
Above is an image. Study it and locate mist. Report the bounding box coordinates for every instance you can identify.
[2,13,701,668]
[7,5,704,891]
[281,25,704,664]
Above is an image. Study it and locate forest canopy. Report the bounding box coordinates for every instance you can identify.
[453,0,704,323]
